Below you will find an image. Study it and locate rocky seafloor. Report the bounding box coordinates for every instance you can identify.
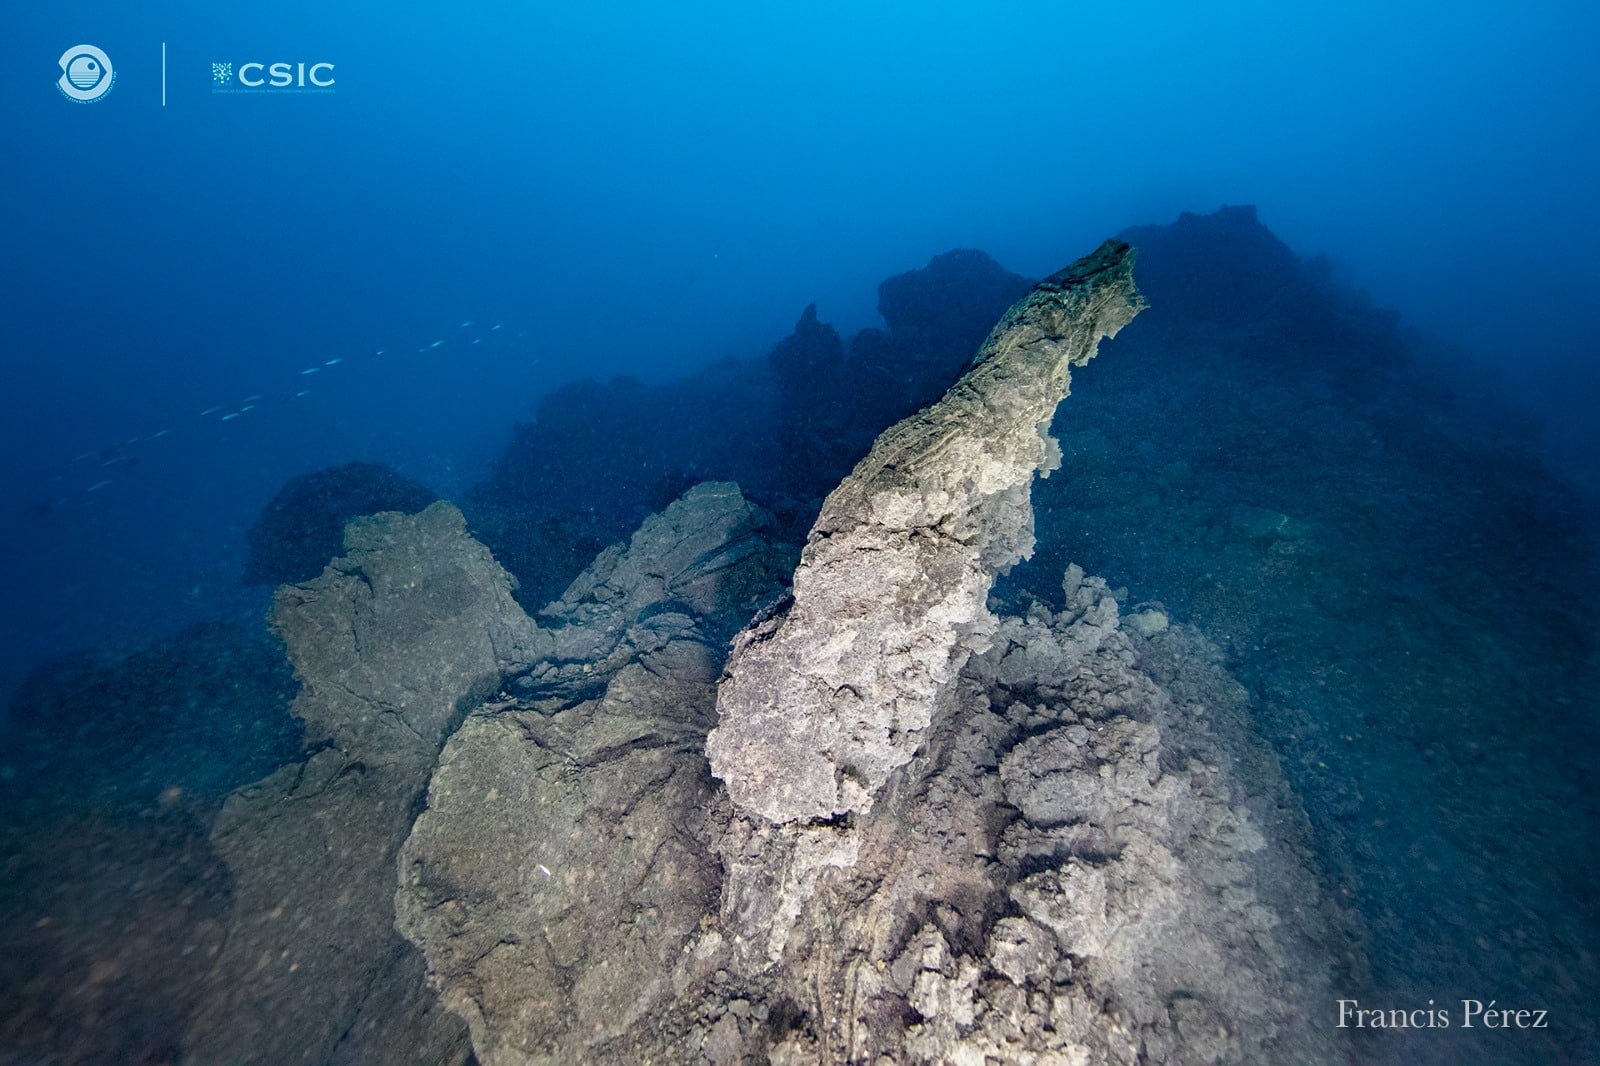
[2,210,1596,1064]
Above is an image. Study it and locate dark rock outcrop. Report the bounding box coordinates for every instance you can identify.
[876,247,1033,369]
[243,461,437,587]
[464,370,782,608]
[184,502,540,1065]
[770,303,852,499]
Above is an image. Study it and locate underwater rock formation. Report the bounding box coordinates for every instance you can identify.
[672,242,1346,1063]
[382,241,1349,1065]
[464,371,784,610]
[16,212,1590,1062]
[1018,205,1600,1060]
[704,577,1352,1064]
[243,460,437,587]
[521,481,789,704]
[395,482,787,1064]
[876,247,1033,370]
[707,239,1146,824]
[770,303,854,499]
[184,502,540,1065]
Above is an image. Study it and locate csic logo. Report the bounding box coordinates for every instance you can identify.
[213,60,335,93]
[58,44,114,103]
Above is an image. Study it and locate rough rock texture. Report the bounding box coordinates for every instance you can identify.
[387,244,1348,1065]
[517,481,790,707]
[183,502,540,1065]
[707,239,1146,824]
[1020,206,1600,1061]
[243,461,438,586]
[708,578,1354,1064]
[682,242,1349,1062]
[395,483,787,1065]
[14,215,1595,1063]
[268,500,543,755]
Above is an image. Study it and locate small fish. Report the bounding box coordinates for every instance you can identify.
[324,358,342,366]
[472,338,482,344]
[242,394,263,403]
[537,864,552,878]
[86,480,112,492]
[240,405,255,412]
[73,452,94,462]
[126,436,141,445]
[152,429,170,438]
[200,406,222,416]
[375,349,385,356]
[491,323,503,331]
[294,389,311,398]
[429,340,444,349]
[220,412,240,421]
[300,367,320,375]
[460,320,472,328]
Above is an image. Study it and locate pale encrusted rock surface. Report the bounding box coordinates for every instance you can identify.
[674,576,1355,1065]
[706,240,1147,824]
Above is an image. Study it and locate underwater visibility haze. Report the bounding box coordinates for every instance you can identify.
[2,3,1598,1064]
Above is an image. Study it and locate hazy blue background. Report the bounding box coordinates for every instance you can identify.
[3,1,1596,702]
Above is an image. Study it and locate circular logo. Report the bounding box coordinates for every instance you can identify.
[58,45,114,103]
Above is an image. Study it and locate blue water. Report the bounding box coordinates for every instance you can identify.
[3,4,1598,1062]
[5,3,1598,702]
